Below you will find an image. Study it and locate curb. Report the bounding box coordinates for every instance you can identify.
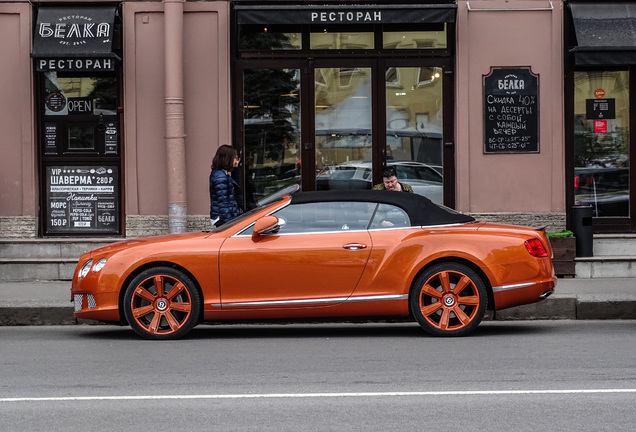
[0,306,77,326]
[2,294,636,326]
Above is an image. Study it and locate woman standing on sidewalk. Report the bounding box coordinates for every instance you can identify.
[209,145,242,227]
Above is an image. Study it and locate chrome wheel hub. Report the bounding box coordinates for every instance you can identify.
[443,294,455,307]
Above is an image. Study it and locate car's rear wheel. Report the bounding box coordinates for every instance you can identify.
[123,267,201,340]
[410,263,487,337]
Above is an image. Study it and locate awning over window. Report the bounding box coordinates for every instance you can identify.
[235,4,457,25]
[570,2,636,65]
[32,7,117,59]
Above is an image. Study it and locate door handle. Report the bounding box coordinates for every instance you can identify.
[343,243,367,250]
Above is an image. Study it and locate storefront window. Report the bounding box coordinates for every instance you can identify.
[382,24,447,49]
[239,25,302,51]
[310,25,374,50]
[385,66,443,203]
[68,125,95,150]
[44,73,117,116]
[315,67,373,191]
[574,70,630,217]
[243,68,301,207]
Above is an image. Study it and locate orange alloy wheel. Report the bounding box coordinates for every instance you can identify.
[410,263,487,337]
[123,267,201,340]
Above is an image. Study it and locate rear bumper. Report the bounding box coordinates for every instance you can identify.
[492,278,557,310]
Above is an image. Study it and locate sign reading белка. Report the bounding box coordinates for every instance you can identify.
[32,7,117,72]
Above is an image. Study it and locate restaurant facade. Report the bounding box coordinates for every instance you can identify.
[0,0,634,238]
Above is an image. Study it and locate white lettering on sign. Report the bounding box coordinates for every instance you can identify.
[497,79,525,91]
[37,58,113,71]
[50,175,93,185]
[38,20,110,40]
[311,10,382,22]
[68,99,92,113]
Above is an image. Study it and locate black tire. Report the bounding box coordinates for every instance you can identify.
[410,262,487,337]
[123,266,201,340]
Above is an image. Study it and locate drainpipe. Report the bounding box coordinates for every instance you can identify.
[164,0,187,233]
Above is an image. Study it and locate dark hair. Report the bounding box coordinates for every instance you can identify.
[211,145,237,171]
[381,166,397,178]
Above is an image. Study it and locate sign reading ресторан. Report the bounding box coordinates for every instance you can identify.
[235,5,456,25]
[36,58,115,72]
[311,11,382,23]
[31,7,117,72]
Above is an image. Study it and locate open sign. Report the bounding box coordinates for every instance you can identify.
[67,97,93,115]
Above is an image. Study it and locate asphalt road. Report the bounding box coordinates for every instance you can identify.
[2,321,636,431]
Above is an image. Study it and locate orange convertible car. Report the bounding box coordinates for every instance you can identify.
[72,190,556,339]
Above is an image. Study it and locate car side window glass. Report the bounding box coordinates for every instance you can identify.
[271,201,376,234]
[418,166,440,182]
[370,204,411,229]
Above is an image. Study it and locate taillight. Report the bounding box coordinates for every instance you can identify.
[574,175,579,189]
[525,238,548,257]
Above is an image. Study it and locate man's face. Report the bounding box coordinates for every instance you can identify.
[383,175,399,191]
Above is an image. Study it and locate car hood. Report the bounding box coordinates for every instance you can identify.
[83,231,213,257]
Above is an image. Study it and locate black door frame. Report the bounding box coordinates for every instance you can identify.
[234,56,455,207]
[36,70,124,237]
[565,31,636,232]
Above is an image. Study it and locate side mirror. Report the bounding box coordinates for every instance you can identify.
[252,215,283,241]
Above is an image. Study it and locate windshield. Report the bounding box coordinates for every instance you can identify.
[206,197,286,233]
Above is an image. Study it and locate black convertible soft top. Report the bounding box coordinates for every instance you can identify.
[290,190,475,227]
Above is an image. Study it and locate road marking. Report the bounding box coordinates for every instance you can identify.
[2,389,636,403]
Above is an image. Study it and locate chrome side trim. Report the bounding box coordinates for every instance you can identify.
[492,282,536,293]
[235,222,474,237]
[215,293,409,308]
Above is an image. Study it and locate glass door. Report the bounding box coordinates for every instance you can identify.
[238,59,452,206]
[383,64,444,203]
[314,65,375,192]
[242,67,302,208]
[573,70,633,231]
[39,72,122,236]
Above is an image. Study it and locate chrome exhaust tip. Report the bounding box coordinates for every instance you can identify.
[539,290,553,300]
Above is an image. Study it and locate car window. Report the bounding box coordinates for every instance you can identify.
[416,166,442,182]
[275,201,377,233]
[239,201,377,236]
[370,203,411,229]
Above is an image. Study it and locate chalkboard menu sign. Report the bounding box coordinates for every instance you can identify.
[45,165,119,234]
[483,67,539,153]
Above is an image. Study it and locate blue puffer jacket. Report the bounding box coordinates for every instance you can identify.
[209,169,241,225]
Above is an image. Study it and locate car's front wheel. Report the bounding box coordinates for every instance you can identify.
[123,267,201,340]
[410,263,487,337]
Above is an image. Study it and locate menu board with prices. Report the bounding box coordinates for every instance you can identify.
[104,121,118,154]
[46,165,119,234]
[585,98,615,120]
[44,123,58,154]
[483,67,539,153]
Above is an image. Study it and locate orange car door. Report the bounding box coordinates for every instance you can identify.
[219,230,372,307]
[219,200,375,308]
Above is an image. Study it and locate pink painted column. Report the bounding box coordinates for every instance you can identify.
[164,0,187,233]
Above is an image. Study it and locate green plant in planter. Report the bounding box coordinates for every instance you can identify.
[546,230,573,239]
[547,230,576,277]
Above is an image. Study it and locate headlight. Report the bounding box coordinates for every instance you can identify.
[92,258,107,273]
[79,259,93,279]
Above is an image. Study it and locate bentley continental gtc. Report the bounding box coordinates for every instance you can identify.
[71,190,556,339]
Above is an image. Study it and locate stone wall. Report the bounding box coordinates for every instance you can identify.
[467,212,566,233]
[0,217,37,238]
[1,212,567,239]
[125,215,210,238]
